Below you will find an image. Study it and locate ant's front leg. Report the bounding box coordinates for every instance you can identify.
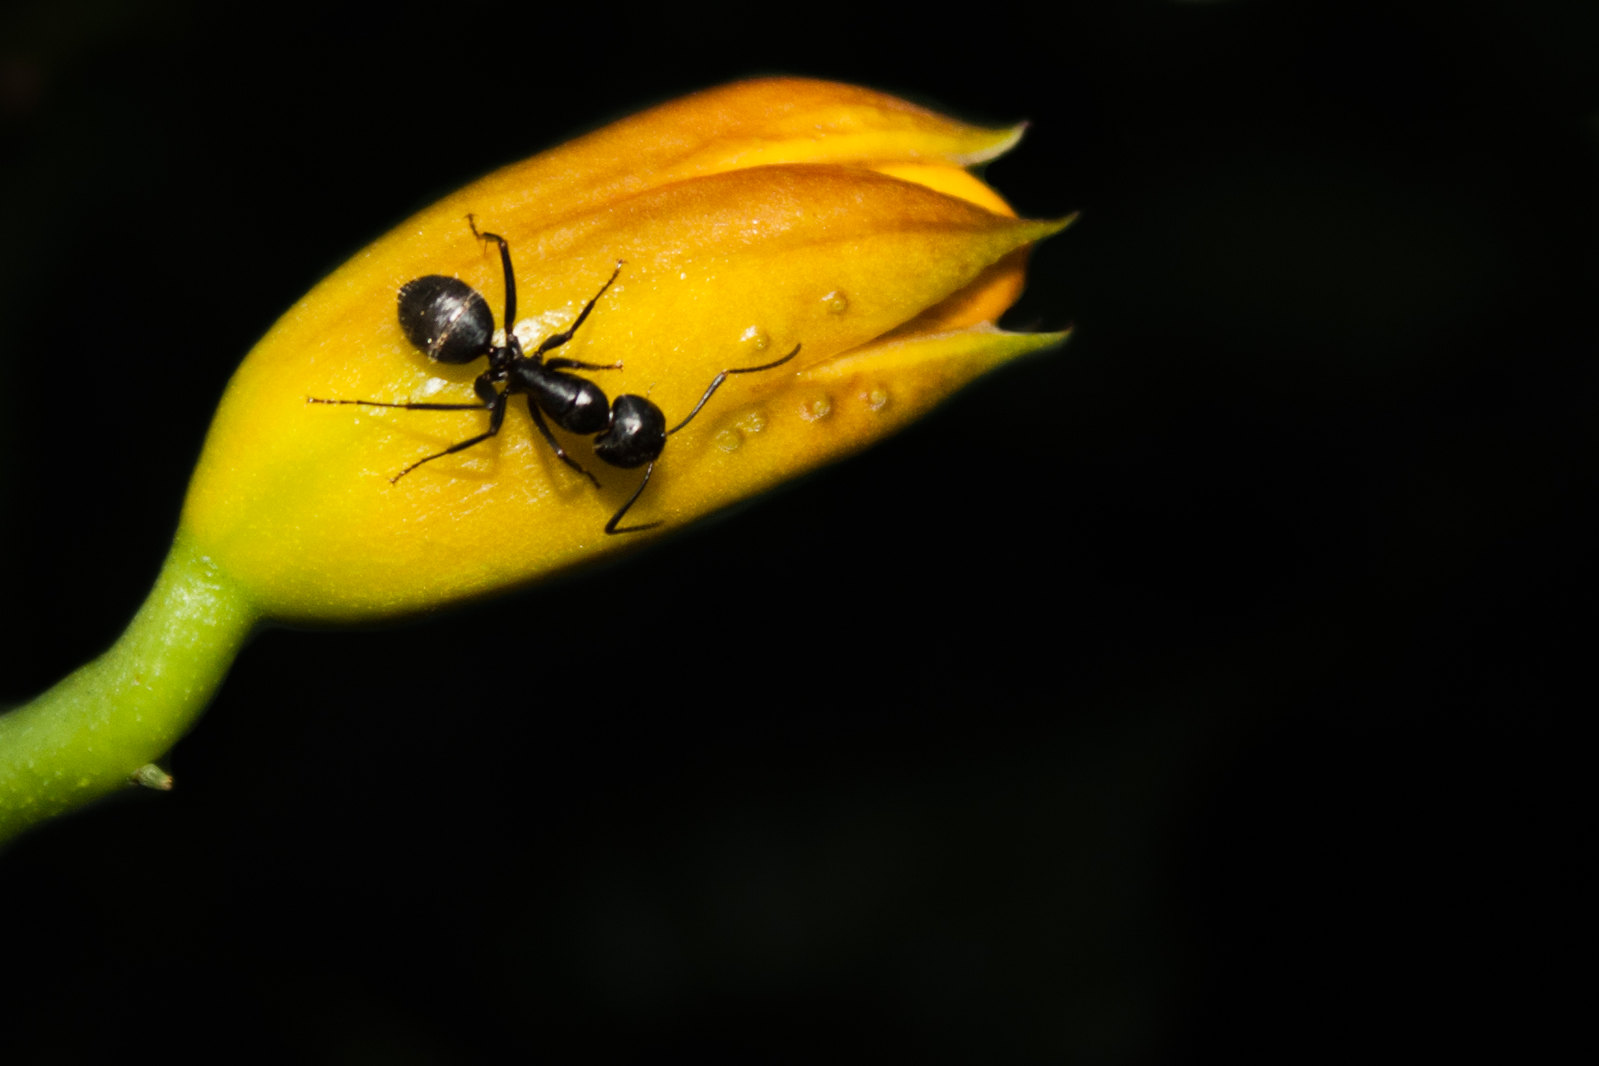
[524,395,601,489]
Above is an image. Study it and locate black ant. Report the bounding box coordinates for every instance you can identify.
[310,217,800,534]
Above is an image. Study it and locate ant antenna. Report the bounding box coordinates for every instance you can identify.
[605,343,801,535]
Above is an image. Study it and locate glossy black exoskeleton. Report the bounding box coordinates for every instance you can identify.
[310,217,800,534]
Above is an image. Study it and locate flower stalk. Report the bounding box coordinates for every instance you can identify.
[1,535,258,840]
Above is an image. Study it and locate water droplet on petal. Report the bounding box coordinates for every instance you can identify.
[822,290,849,315]
[865,387,890,411]
[737,410,767,434]
[800,395,833,422]
[715,428,742,452]
[740,326,771,352]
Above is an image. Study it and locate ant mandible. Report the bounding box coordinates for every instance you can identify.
[310,217,800,534]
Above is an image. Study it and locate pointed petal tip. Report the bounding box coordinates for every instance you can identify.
[987,323,1074,356]
[961,322,1075,359]
[1050,210,1081,235]
[958,122,1030,166]
[1010,210,1079,248]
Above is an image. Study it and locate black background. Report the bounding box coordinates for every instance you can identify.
[1,0,1591,1061]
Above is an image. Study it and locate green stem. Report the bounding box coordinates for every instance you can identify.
[0,532,260,844]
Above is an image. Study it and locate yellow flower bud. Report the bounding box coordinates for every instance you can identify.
[1,80,1069,841]
[180,78,1070,622]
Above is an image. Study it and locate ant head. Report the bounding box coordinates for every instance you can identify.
[593,394,667,469]
[397,275,495,365]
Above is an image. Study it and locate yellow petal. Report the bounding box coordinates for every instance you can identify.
[655,322,1072,528]
[183,162,1065,620]
[453,78,1024,231]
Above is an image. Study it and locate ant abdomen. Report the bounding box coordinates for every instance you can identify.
[397,275,494,364]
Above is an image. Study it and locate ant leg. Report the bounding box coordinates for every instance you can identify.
[531,262,624,359]
[389,390,510,482]
[525,396,602,489]
[306,372,500,416]
[604,461,660,535]
[307,398,490,411]
[468,215,517,326]
[543,357,623,373]
[666,343,802,435]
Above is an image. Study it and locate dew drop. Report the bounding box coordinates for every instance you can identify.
[737,410,768,434]
[865,386,890,411]
[715,428,743,452]
[822,290,849,315]
[800,395,833,422]
[740,326,771,352]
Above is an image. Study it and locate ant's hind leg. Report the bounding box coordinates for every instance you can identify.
[466,215,518,327]
[308,369,499,424]
[308,398,490,411]
[543,357,623,373]
[305,371,504,415]
[388,391,510,482]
